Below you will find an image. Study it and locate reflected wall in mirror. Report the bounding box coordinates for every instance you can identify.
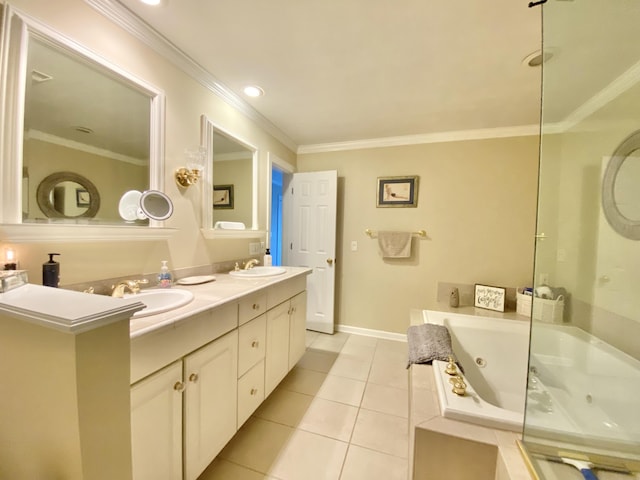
[23,37,149,223]
[0,6,165,229]
[201,115,258,233]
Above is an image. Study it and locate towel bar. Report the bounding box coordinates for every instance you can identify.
[365,229,426,238]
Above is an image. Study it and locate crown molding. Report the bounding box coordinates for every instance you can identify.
[84,0,298,152]
[297,124,541,154]
[559,58,640,133]
[27,129,147,166]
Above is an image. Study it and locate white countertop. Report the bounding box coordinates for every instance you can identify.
[0,283,145,334]
[129,266,312,339]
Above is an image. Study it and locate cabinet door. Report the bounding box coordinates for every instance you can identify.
[238,314,266,377]
[131,361,183,480]
[237,359,265,428]
[288,291,308,370]
[265,301,290,396]
[183,330,238,480]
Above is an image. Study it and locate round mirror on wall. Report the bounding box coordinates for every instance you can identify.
[603,131,640,240]
[36,171,100,219]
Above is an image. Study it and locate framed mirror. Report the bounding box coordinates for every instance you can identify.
[602,130,640,240]
[0,6,170,241]
[200,115,261,238]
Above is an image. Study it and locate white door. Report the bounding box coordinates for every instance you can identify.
[287,171,337,334]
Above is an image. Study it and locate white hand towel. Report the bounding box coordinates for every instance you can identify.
[377,231,412,258]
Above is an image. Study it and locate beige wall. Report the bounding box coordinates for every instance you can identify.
[298,136,539,333]
[2,0,296,285]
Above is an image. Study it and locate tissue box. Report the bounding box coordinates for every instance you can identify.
[0,270,29,293]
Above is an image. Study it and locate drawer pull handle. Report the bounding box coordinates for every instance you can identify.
[252,303,260,310]
[251,340,259,348]
[173,381,185,392]
[189,373,199,383]
[250,388,258,396]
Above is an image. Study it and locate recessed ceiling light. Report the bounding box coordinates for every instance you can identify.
[243,85,264,98]
[522,50,553,67]
[140,0,161,5]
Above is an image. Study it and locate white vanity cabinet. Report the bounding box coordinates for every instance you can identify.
[130,272,308,480]
[131,361,183,480]
[288,291,307,369]
[131,330,238,480]
[265,291,308,396]
[265,301,292,396]
[183,330,238,480]
[237,313,266,427]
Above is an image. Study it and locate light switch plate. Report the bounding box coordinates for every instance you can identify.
[249,242,261,255]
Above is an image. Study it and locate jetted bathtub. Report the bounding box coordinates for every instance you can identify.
[422,309,640,456]
[422,309,530,432]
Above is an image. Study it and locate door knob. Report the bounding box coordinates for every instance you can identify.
[326,258,334,266]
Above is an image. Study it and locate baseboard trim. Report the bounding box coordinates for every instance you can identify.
[336,324,407,342]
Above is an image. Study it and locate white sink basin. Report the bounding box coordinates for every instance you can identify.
[125,289,194,318]
[229,266,287,278]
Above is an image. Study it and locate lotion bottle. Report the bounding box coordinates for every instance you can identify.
[158,260,172,288]
[43,253,61,288]
[263,248,272,266]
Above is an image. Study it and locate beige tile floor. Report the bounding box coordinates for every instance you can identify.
[199,331,410,480]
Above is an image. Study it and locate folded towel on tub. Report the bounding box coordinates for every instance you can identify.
[406,323,463,372]
[377,231,412,258]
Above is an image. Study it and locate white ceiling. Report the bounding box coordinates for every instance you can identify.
[115,0,543,147]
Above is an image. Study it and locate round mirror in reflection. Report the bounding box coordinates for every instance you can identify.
[603,131,640,240]
[36,172,100,219]
[613,149,640,221]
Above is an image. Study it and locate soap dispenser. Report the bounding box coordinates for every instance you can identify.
[263,248,272,266]
[158,260,172,288]
[43,253,61,288]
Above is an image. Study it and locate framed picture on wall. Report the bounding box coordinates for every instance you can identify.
[76,189,90,208]
[474,284,506,312]
[213,184,234,209]
[377,176,419,207]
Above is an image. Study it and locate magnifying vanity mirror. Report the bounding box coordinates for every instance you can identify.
[602,130,640,240]
[200,115,260,238]
[0,6,169,241]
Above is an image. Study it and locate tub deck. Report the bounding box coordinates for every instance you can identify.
[409,308,532,480]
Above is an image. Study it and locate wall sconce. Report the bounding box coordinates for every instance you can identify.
[175,146,207,188]
[4,247,17,270]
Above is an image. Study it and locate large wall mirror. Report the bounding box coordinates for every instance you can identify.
[0,6,168,240]
[200,115,260,238]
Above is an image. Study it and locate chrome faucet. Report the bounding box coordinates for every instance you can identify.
[244,259,260,270]
[111,278,149,298]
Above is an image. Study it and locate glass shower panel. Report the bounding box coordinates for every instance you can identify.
[522,0,640,477]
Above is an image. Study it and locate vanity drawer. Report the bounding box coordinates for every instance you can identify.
[239,293,267,325]
[238,314,266,377]
[237,360,265,428]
